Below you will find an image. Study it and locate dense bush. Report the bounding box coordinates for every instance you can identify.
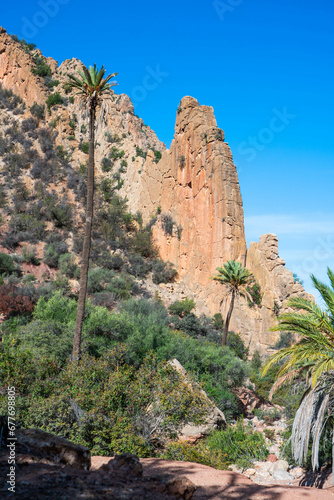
[58,253,79,279]
[101,157,113,172]
[129,230,157,259]
[126,254,152,278]
[46,92,63,109]
[31,56,52,77]
[0,253,15,275]
[30,103,45,120]
[43,241,69,268]
[207,420,268,470]
[8,213,46,243]
[168,298,195,318]
[226,332,249,360]
[152,260,177,284]
[79,142,89,154]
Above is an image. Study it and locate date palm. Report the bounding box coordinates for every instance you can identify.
[211,260,253,345]
[65,64,117,360]
[262,268,334,481]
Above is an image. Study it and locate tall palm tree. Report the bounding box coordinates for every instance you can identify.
[65,64,117,360]
[211,260,253,346]
[262,268,334,481]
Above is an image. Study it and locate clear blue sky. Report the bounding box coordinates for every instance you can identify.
[2,0,334,299]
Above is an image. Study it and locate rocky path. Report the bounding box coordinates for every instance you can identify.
[92,456,334,499]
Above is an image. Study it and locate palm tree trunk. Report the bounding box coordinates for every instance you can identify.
[222,289,235,346]
[72,103,96,360]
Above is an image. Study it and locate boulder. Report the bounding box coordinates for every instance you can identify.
[16,428,91,470]
[272,469,295,481]
[169,359,226,440]
[269,459,289,474]
[267,454,278,463]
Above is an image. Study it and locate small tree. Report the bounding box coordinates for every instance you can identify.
[65,64,117,360]
[211,260,253,346]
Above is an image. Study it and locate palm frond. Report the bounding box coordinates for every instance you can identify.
[268,367,305,400]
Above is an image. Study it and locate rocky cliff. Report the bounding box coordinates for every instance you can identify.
[0,27,312,354]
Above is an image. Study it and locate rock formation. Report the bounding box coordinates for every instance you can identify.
[0,27,50,107]
[0,27,313,354]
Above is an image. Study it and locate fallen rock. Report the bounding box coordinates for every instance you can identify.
[16,428,91,470]
[105,453,143,476]
[269,459,289,474]
[168,359,226,440]
[272,468,295,482]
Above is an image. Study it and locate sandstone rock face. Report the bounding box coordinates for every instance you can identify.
[0,27,49,107]
[228,234,314,353]
[129,96,247,313]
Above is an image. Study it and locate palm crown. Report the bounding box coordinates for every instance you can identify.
[212,260,252,293]
[66,64,117,104]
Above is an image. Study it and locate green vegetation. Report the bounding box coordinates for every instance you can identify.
[31,55,52,78]
[46,92,63,111]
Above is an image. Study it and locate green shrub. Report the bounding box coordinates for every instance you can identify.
[79,141,89,154]
[226,332,249,360]
[109,146,125,159]
[161,214,174,236]
[153,150,162,163]
[101,157,113,172]
[33,291,78,324]
[130,230,158,258]
[127,254,152,278]
[161,441,228,469]
[0,253,15,275]
[168,298,195,318]
[30,102,45,120]
[9,213,46,243]
[43,241,68,268]
[135,146,146,158]
[207,420,269,470]
[22,245,40,265]
[44,77,59,89]
[152,260,177,284]
[246,280,262,307]
[31,56,52,77]
[46,92,63,110]
[58,253,79,279]
[87,267,115,294]
[100,178,115,202]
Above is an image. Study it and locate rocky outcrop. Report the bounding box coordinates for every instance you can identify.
[0,27,49,107]
[228,234,314,353]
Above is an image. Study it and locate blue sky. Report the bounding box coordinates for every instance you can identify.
[2,0,334,299]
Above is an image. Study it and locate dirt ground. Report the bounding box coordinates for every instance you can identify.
[91,456,334,500]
